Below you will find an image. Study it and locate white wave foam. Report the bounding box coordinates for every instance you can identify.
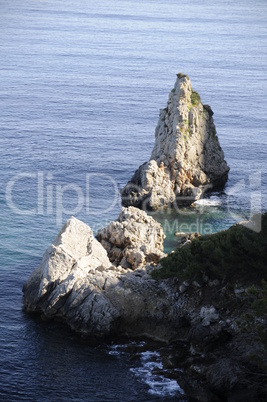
[193,198,222,207]
[130,350,183,397]
[108,345,183,397]
[108,343,128,356]
[108,341,146,356]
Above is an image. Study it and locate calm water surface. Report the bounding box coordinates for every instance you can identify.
[0,0,266,400]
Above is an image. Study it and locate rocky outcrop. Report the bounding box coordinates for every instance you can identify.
[23,211,172,338]
[23,213,267,401]
[96,206,166,270]
[121,73,229,209]
[174,231,201,248]
[22,217,113,324]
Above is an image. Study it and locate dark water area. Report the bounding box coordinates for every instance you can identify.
[0,261,184,401]
[0,0,267,400]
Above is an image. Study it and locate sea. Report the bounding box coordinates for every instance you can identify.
[0,0,266,400]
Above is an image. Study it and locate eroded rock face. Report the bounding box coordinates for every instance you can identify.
[121,73,229,209]
[96,206,166,270]
[22,217,116,332]
[23,215,267,400]
[23,215,192,339]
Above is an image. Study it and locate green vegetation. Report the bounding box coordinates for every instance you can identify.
[152,213,267,369]
[248,280,267,317]
[251,282,267,350]
[152,213,267,285]
[191,90,201,107]
[243,280,267,355]
[177,72,189,80]
[180,120,191,137]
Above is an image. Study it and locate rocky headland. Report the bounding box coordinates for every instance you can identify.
[121,73,229,209]
[23,209,267,401]
[23,75,266,401]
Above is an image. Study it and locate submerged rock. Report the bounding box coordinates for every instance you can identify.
[96,206,166,270]
[121,73,229,209]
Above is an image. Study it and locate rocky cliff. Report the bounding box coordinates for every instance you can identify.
[23,211,267,401]
[23,209,169,338]
[121,73,229,209]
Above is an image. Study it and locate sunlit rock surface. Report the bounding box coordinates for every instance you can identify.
[121,73,229,209]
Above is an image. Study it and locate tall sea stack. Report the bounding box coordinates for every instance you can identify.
[121,73,229,209]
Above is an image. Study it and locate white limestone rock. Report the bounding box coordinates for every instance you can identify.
[121,73,229,209]
[23,217,114,319]
[23,215,195,339]
[200,305,219,327]
[96,206,166,270]
[23,215,265,398]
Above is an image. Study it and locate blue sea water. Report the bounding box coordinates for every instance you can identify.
[0,0,267,400]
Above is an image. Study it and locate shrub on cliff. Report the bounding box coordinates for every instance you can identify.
[191,90,201,106]
[152,213,267,285]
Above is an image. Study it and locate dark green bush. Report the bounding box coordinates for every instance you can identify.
[177,72,189,80]
[152,213,267,285]
[191,90,201,107]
